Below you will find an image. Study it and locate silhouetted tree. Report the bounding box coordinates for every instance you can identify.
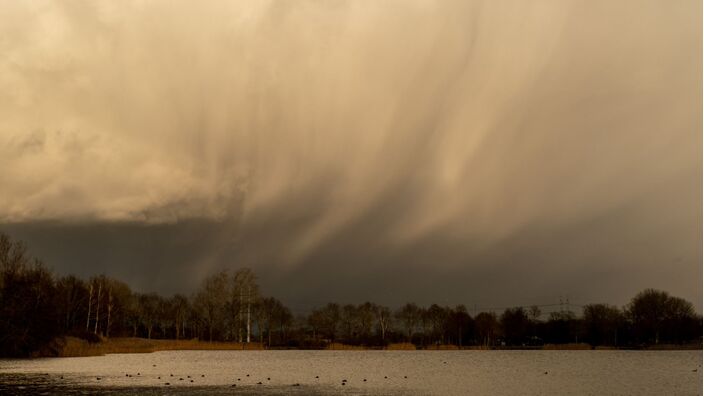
[374,304,392,344]
[545,311,578,344]
[138,293,160,339]
[171,294,189,340]
[0,233,61,356]
[232,268,259,343]
[356,302,375,344]
[500,307,530,345]
[449,305,472,347]
[341,304,357,342]
[195,271,229,342]
[56,275,88,332]
[583,304,622,347]
[475,312,498,347]
[628,289,700,345]
[395,303,421,342]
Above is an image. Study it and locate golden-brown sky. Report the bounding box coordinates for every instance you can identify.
[0,0,701,310]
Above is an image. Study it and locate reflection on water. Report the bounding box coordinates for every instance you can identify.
[0,350,701,395]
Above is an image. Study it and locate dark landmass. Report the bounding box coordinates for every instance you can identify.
[1,232,701,358]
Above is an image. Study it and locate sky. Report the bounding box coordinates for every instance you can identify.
[0,0,701,313]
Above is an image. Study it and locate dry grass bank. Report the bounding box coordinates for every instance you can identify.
[542,343,591,350]
[54,338,701,357]
[326,342,370,350]
[385,343,417,350]
[645,343,702,350]
[424,344,460,350]
[58,337,264,357]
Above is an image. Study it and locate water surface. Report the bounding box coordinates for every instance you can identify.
[0,350,700,395]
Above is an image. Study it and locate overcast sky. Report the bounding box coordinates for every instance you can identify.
[0,0,701,313]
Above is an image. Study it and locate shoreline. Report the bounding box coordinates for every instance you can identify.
[40,337,702,358]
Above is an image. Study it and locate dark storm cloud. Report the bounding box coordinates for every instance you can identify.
[0,1,700,310]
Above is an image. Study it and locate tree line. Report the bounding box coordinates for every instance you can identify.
[0,232,700,357]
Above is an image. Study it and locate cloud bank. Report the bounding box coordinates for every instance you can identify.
[0,1,700,308]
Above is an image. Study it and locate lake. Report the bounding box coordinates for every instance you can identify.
[0,350,701,395]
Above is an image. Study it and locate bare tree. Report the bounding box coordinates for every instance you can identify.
[356,302,375,343]
[86,283,93,331]
[395,303,421,342]
[171,294,189,340]
[310,303,341,344]
[374,304,391,343]
[106,287,113,338]
[475,312,498,347]
[232,268,259,343]
[93,278,102,335]
[195,271,229,342]
[341,304,357,342]
[256,297,283,346]
[138,293,160,339]
[627,289,669,344]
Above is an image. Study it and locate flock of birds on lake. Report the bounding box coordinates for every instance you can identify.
[88,362,455,388]
[87,360,702,388]
[25,361,704,392]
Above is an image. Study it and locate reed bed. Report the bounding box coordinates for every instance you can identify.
[59,337,264,357]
